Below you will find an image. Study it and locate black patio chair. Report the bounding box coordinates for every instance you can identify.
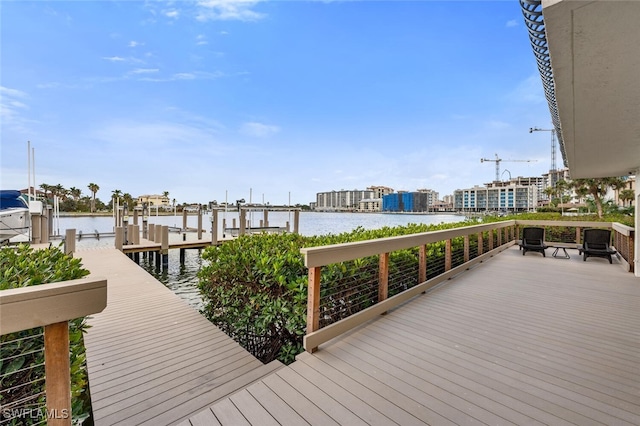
[579,228,617,263]
[519,227,548,256]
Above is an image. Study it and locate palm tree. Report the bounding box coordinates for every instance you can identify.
[571,177,626,218]
[619,188,635,207]
[123,193,135,208]
[69,187,82,201]
[88,183,100,213]
[39,183,52,200]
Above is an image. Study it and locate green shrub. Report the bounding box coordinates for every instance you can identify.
[198,213,633,365]
[0,244,91,425]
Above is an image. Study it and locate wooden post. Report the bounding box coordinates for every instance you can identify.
[419,244,427,283]
[464,235,470,263]
[142,204,148,239]
[239,209,247,236]
[115,227,124,250]
[197,205,203,240]
[41,207,50,244]
[182,209,188,230]
[576,227,582,245]
[31,213,42,244]
[161,225,169,269]
[306,266,321,352]
[263,210,269,227]
[44,321,72,426]
[123,203,129,244]
[211,209,218,245]
[148,223,155,242]
[294,210,300,234]
[497,228,502,246]
[445,239,452,271]
[478,232,484,255]
[64,229,76,255]
[133,225,140,244]
[378,252,389,303]
[629,231,635,273]
[133,208,139,225]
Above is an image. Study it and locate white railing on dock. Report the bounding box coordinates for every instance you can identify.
[0,277,107,425]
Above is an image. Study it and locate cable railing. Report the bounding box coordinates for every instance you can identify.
[0,278,106,426]
[301,220,634,353]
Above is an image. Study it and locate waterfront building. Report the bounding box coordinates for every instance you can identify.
[454,182,538,212]
[382,190,438,213]
[314,189,374,211]
[137,194,171,209]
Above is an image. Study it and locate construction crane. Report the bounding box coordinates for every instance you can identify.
[529,127,557,172]
[480,153,536,182]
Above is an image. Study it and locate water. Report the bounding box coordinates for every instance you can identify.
[56,212,465,309]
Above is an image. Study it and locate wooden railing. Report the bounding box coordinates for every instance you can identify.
[0,277,107,425]
[300,220,634,353]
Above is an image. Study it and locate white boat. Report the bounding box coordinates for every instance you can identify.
[0,190,30,243]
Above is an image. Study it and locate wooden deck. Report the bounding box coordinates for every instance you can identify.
[181,245,640,425]
[78,248,283,426]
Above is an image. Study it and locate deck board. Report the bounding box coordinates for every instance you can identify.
[187,246,640,425]
[78,248,282,425]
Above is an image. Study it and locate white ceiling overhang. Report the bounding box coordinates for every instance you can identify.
[542,0,640,178]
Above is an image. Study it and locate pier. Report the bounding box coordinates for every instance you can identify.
[77,247,283,425]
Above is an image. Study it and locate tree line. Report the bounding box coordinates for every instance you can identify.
[36,183,172,213]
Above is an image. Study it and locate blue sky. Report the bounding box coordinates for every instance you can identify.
[1,1,555,206]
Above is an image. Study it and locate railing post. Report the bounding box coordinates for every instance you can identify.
[576,227,582,245]
[445,239,452,271]
[419,244,427,284]
[629,230,635,273]
[464,235,470,263]
[44,321,72,426]
[378,253,389,303]
[497,228,503,246]
[477,232,484,255]
[306,266,321,353]
[197,205,203,240]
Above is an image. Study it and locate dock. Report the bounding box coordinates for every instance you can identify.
[77,248,283,425]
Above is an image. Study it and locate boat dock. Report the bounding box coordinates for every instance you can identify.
[78,248,283,425]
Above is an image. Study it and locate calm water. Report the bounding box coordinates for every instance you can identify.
[58,212,465,309]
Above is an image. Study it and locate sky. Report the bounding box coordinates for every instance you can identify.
[0,0,557,206]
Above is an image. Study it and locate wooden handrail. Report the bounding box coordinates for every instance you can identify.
[300,219,634,353]
[1,277,107,425]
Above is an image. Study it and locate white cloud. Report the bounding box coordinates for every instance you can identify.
[137,71,224,82]
[196,0,265,22]
[506,19,518,28]
[131,68,160,74]
[102,56,126,62]
[240,122,280,137]
[128,40,144,48]
[164,9,179,18]
[0,86,28,98]
[0,86,33,133]
[196,34,208,45]
[505,74,545,104]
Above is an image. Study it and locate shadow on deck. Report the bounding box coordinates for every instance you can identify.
[181,245,640,425]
